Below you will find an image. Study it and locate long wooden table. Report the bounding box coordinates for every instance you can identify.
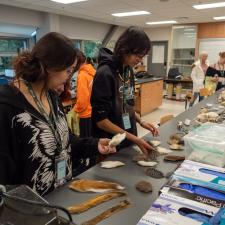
[45,92,220,225]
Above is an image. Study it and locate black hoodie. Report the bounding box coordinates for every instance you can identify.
[91,48,137,145]
[0,84,99,196]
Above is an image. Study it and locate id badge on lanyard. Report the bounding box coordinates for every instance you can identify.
[222,78,225,86]
[55,155,67,186]
[122,113,131,130]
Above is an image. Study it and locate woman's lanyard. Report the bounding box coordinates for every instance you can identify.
[24,81,63,156]
[118,68,130,113]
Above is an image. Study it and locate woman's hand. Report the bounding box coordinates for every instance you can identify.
[98,138,117,155]
[134,137,156,155]
[141,121,159,137]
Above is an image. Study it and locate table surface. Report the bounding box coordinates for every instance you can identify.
[46,93,219,225]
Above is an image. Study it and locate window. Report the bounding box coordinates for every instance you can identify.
[0,38,28,74]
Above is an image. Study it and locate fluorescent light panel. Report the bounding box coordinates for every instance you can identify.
[184,28,195,31]
[50,0,87,4]
[146,20,177,25]
[31,30,37,37]
[184,32,196,35]
[112,11,150,17]
[193,2,225,9]
[173,26,185,29]
[214,16,225,20]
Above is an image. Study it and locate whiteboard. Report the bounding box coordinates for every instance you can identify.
[152,45,164,63]
[199,39,225,65]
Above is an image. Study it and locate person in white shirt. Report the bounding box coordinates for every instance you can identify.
[189,52,209,107]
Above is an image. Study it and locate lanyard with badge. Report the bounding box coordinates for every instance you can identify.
[219,64,225,85]
[119,68,132,130]
[24,80,67,186]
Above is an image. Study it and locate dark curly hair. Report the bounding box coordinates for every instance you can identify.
[13,32,77,83]
[114,26,151,59]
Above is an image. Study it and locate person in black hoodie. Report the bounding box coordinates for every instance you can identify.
[0,32,116,196]
[91,27,158,155]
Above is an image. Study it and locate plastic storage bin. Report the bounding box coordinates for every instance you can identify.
[184,123,225,167]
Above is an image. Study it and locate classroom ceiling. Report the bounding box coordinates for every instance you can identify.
[1,0,225,27]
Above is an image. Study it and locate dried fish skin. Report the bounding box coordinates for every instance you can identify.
[135,181,152,193]
[69,179,125,193]
[200,107,208,114]
[101,161,125,169]
[149,140,161,147]
[132,154,149,162]
[68,191,127,214]
[148,149,159,161]
[137,161,158,167]
[81,200,131,225]
[169,144,184,150]
[157,147,172,155]
[168,133,184,145]
[109,133,126,147]
[146,168,164,179]
[164,155,185,162]
[132,151,158,163]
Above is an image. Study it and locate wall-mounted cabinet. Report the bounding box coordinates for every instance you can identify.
[171,25,197,76]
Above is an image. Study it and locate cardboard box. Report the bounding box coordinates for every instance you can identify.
[137,192,221,225]
[174,160,225,192]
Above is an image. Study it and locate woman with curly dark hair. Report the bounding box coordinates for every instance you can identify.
[0,32,115,196]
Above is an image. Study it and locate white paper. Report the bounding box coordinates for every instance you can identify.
[152,45,164,63]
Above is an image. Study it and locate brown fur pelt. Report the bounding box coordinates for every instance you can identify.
[68,191,127,214]
[69,179,125,193]
[81,200,131,225]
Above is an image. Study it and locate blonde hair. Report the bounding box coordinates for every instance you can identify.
[219,52,225,58]
[199,51,208,59]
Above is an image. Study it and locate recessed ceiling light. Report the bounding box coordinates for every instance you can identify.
[50,0,87,4]
[112,11,151,17]
[146,20,177,25]
[214,16,225,20]
[193,2,225,9]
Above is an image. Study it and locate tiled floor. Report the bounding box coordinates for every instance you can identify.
[137,99,185,137]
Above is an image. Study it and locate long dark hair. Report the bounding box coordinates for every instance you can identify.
[74,50,86,71]
[13,32,77,84]
[114,26,151,59]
